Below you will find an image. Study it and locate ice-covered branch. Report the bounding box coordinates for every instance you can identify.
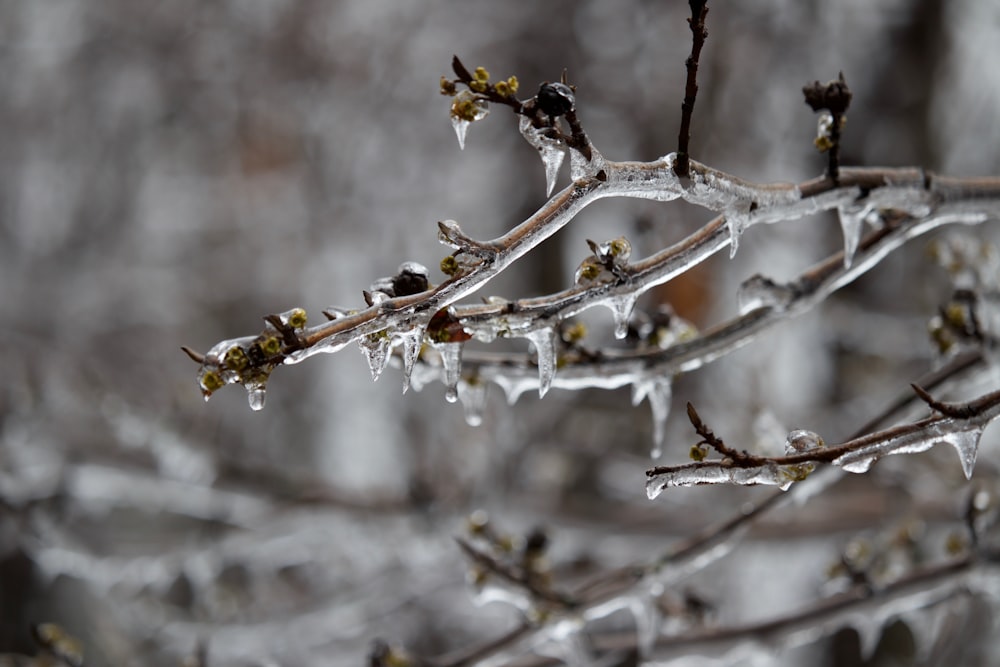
[185,147,1000,416]
[646,386,1000,497]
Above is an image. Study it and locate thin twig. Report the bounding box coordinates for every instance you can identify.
[675,0,709,178]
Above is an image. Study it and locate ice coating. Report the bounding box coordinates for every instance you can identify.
[737,274,795,315]
[569,143,606,182]
[645,460,814,498]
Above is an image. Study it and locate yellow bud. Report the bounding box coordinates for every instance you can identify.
[494,81,510,97]
[562,321,587,343]
[261,335,281,356]
[439,76,456,96]
[474,66,489,82]
[287,308,307,329]
[440,255,460,276]
[200,369,225,394]
[507,76,519,94]
[689,444,707,461]
[223,346,248,371]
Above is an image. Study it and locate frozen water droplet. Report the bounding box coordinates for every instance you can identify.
[837,453,876,474]
[518,116,565,196]
[452,117,470,150]
[359,332,392,381]
[394,328,425,394]
[525,328,557,398]
[434,342,463,403]
[837,203,867,268]
[247,382,267,411]
[784,429,825,455]
[737,274,795,315]
[457,379,488,426]
[604,294,638,340]
[450,91,488,150]
[944,428,983,480]
[632,377,672,459]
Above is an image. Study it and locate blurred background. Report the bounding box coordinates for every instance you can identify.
[2,0,1000,665]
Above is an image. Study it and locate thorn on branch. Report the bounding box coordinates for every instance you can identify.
[911,383,976,419]
[685,402,757,464]
[803,72,852,185]
[675,0,709,179]
[180,346,205,364]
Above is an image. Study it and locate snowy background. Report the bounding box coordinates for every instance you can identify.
[2,1,1000,665]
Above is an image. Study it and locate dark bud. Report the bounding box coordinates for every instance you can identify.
[392,261,431,296]
[536,82,575,117]
[368,639,391,667]
[524,527,549,555]
[802,72,852,115]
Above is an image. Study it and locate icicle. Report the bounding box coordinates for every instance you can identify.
[629,594,660,659]
[604,294,638,340]
[457,378,487,426]
[434,342,463,403]
[518,116,565,196]
[452,117,471,150]
[725,207,751,259]
[632,377,672,459]
[393,327,425,394]
[525,327,558,397]
[943,428,983,480]
[737,274,795,315]
[854,620,882,662]
[358,332,392,381]
[837,202,868,268]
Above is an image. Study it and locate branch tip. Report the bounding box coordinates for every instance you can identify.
[181,346,206,364]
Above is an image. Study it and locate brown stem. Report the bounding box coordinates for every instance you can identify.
[675,0,709,178]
